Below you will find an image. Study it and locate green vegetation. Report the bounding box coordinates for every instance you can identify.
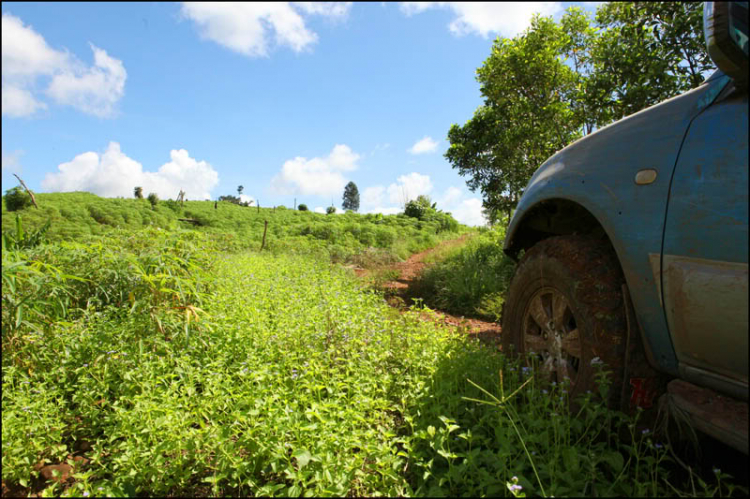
[4,186,33,212]
[2,223,743,496]
[298,204,309,212]
[147,192,159,209]
[342,181,360,212]
[1,192,465,263]
[413,228,517,321]
[403,195,460,234]
[2,214,51,252]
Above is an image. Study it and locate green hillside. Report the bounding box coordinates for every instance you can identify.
[2,191,467,262]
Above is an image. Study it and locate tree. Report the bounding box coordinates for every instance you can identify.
[4,186,32,212]
[147,192,159,208]
[134,186,144,199]
[218,195,240,204]
[326,206,336,215]
[237,185,244,197]
[446,14,581,224]
[298,204,308,211]
[342,181,360,212]
[589,2,711,124]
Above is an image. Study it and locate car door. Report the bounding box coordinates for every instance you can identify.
[662,83,749,397]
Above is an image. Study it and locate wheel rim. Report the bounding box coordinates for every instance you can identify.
[522,287,582,384]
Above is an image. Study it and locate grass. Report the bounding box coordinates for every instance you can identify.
[1,192,468,264]
[2,194,746,497]
[412,227,517,322]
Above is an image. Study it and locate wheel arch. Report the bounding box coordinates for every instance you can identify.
[504,198,615,259]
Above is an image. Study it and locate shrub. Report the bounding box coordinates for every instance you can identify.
[298,204,309,211]
[4,186,32,212]
[403,199,426,219]
[163,199,183,214]
[326,206,336,215]
[147,192,159,208]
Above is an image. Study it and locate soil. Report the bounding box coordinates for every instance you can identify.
[352,235,503,348]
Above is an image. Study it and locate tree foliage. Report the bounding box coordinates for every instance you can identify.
[219,194,253,207]
[342,182,360,212]
[403,195,459,232]
[298,204,309,211]
[446,15,580,224]
[219,195,240,204]
[134,187,144,199]
[4,186,32,212]
[445,2,714,223]
[326,206,336,215]
[147,192,159,208]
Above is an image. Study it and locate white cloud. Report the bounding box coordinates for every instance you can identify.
[46,44,126,118]
[437,185,462,206]
[1,84,47,117]
[239,194,255,205]
[271,144,360,197]
[314,206,326,214]
[408,136,439,155]
[449,197,487,227]
[293,2,351,17]
[369,142,391,157]
[387,172,433,205]
[399,2,563,38]
[361,179,487,226]
[1,13,127,118]
[363,206,402,216]
[362,185,385,208]
[2,150,24,175]
[1,13,67,76]
[359,172,433,215]
[41,142,219,200]
[180,2,351,58]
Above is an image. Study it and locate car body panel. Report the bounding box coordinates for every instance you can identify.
[662,87,749,391]
[504,72,732,376]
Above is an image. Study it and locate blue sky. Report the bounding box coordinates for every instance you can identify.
[2,2,599,225]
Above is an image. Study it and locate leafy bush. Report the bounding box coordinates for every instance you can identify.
[326,206,336,215]
[298,203,309,211]
[2,215,50,251]
[404,199,427,219]
[147,192,159,208]
[163,199,183,214]
[4,186,32,212]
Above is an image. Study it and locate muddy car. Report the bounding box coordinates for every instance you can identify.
[502,2,748,454]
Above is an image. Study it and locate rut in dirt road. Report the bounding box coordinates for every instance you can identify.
[361,235,504,347]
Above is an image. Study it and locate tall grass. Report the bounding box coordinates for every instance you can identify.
[412,227,517,321]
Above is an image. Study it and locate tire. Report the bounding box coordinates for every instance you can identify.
[502,234,627,406]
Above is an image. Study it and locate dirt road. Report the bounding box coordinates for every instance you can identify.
[356,235,503,347]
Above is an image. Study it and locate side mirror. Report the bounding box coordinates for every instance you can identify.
[704,2,749,85]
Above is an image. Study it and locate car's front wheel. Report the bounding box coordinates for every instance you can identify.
[502,235,628,405]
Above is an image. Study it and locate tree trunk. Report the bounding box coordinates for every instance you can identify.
[260,220,268,251]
